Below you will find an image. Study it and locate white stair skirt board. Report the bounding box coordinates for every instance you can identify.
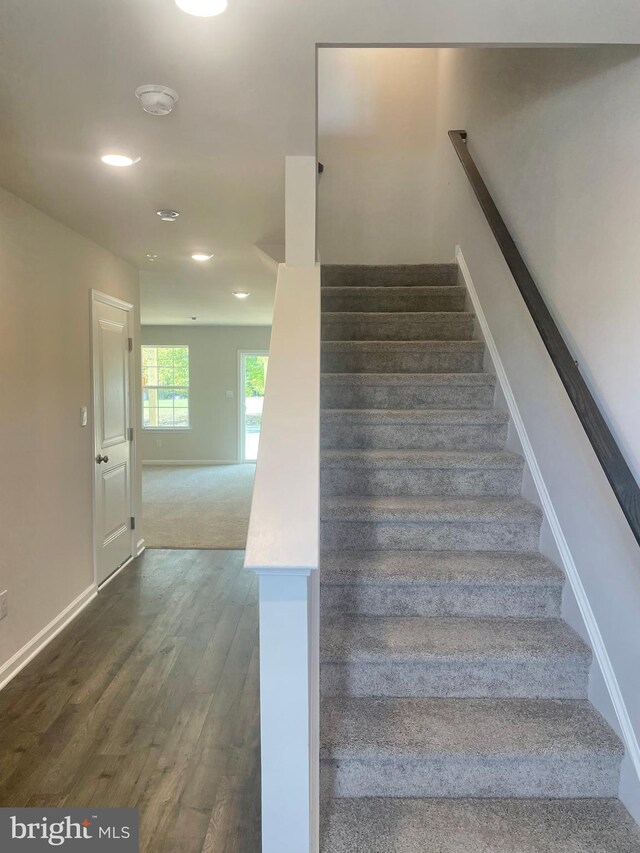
[456,245,640,797]
[0,584,97,692]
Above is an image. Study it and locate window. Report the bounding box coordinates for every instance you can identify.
[142,345,190,429]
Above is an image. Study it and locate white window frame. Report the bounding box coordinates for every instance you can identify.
[141,344,191,431]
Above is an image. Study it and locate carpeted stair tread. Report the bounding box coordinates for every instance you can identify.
[320,615,589,665]
[321,408,510,450]
[321,449,523,469]
[321,372,495,387]
[320,550,563,587]
[320,449,525,496]
[321,340,484,353]
[320,696,622,761]
[319,798,640,853]
[321,495,542,524]
[322,311,475,341]
[322,263,458,288]
[321,373,497,410]
[321,340,486,374]
[319,550,564,618]
[320,698,623,796]
[321,407,508,424]
[320,615,590,699]
[321,285,466,313]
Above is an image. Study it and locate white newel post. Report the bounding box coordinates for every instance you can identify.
[245,155,320,853]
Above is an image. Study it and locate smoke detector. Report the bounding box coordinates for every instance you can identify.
[135,85,179,116]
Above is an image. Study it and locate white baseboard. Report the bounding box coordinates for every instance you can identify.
[0,584,97,692]
[142,459,241,466]
[98,548,143,590]
[456,245,640,790]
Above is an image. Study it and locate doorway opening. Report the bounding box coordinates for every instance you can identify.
[138,328,271,550]
[239,351,269,463]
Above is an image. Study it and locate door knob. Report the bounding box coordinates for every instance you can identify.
[96,454,109,464]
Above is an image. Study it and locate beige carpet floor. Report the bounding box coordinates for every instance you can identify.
[142,464,255,549]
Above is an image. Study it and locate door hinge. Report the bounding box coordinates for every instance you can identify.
[131,516,136,531]
[128,427,134,442]
[128,337,133,352]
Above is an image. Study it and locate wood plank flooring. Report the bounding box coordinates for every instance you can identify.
[0,549,260,853]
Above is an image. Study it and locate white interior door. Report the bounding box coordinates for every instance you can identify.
[92,292,133,585]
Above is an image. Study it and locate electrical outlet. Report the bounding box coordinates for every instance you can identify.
[156,438,162,448]
[0,590,7,621]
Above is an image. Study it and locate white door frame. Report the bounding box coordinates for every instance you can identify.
[90,289,138,588]
[238,350,269,463]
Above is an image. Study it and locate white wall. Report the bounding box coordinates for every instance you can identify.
[318,48,439,264]
[0,183,140,678]
[297,0,640,154]
[432,46,640,483]
[141,325,271,463]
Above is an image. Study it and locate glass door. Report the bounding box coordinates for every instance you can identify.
[240,351,268,462]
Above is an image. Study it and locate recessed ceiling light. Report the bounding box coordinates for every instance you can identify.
[101,153,141,167]
[192,253,214,262]
[146,253,158,261]
[175,0,228,16]
[233,291,250,299]
[156,209,180,221]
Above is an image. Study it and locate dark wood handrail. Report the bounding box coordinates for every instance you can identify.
[449,129,640,547]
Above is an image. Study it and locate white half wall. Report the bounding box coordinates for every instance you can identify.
[245,262,321,853]
[245,265,320,571]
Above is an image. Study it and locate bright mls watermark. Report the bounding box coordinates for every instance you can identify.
[0,809,138,851]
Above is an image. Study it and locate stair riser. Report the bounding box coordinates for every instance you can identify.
[322,314,474,342]
[320,756,620,799]
[321,422,508,450]
[321,288,466,313]
[320,520,541,552]
[322,265,457,288]
[321,385,495,410]
[321,467,523,497]
[320,660,588,700]
[321,349,484,374]
[319,799,640,853]
[320,583,562,618]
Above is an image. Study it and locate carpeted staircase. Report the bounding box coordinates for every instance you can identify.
[319,264,640,851]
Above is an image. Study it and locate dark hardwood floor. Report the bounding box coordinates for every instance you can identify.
[0,549,260,853]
